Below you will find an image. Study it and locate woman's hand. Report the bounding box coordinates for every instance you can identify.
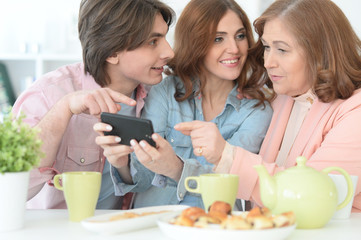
[130,133,184,181]
[174,121,226,165]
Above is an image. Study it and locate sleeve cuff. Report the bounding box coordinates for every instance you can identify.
[152,174,167,187]
[29,166,60,189]
[213,141,235,173]
[176,156,214,201]
[176,156,188,201]
[110,165,137,196]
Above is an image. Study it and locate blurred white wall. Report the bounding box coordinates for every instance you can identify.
[0,0,360,55]
[0,0,81,55]
[164,0,361,47]
[0,0,359,97]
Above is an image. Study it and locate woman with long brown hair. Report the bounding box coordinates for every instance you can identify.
[95,0,273,209]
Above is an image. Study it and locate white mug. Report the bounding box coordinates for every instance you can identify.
[329,174,358,219]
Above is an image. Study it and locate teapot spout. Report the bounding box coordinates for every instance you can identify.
[254,164,277,209]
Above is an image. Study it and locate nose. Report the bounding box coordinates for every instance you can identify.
[160,39,174,60]
[263,51,276,69]
[226,39,240,54]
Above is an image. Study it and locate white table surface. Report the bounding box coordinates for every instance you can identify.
[1,210,360,240]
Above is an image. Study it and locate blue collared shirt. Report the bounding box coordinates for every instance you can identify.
[96,92,136,209]
[111,75,273,208]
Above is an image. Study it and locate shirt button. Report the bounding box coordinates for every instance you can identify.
[179,192,184,198]
[171,138,174,143]
[80,158,85,163]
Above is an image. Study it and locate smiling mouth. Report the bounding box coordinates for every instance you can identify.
[220,59,239,64]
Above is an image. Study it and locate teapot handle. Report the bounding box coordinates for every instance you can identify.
[322,167,354,210]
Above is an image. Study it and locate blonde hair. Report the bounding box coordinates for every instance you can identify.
[251,0,361,102]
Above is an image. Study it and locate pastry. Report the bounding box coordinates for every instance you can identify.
[170,201,296,230]
[172,215,194,227]
[251,215,274,229]
[208,201,232,215]
[221,215,252,230]
[180,207,206,221]
[272,211,296,227]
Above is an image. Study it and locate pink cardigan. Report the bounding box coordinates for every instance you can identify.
[12,63,148,209]
[230,89,361,212]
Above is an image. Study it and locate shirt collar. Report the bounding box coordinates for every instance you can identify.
[136,83,149,100]
[293,88,317,108]
[226,84,242,111]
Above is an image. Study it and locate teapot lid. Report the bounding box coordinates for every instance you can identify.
[296,156,307,167]
[276,156,320,178]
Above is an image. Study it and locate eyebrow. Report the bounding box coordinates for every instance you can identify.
[149,32,165,38]
[216,27,246,35]
[261,37,291,47]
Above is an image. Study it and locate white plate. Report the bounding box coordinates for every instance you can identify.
[157,212,296,240]
[81,205,189,234]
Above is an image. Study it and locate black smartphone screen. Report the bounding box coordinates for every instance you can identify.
[100,112,156,147]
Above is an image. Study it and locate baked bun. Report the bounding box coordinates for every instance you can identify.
[170,202,296,230]
[180,207,206,221]
[193,211,228,228]
[221,215,252,230]
[272,211,296,227]
[251,215,274,229]
[192,206,228,228]
[172,215,194,227]
[208,201,232,215]
[246,206,271,219]
[207,211,228,223]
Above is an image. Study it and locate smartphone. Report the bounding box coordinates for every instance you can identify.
[100,112,155,147]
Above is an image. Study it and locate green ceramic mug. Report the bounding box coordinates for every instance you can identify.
[185,173,239,211]
[54,171,101,222]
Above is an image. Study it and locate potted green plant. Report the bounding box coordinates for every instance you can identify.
[0,109,44,232]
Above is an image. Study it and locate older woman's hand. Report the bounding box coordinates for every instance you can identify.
[174,121,226,165]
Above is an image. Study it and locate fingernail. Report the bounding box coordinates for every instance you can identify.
[152,134,158,140]
[115,137,121,142]
[130,140,136,146]
[106,125,112,131]
[140,141,146,148]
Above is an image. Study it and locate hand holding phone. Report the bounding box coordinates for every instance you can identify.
[100,112,156,147]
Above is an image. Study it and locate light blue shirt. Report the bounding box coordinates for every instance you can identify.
[111,76,273,208]
[96,92,136,209]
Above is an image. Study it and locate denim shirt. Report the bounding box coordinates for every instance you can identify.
[110,75,273,208]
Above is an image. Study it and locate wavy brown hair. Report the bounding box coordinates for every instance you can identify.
[78,0,175,87]
[250,0,361,103]
[167,0,270,106]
